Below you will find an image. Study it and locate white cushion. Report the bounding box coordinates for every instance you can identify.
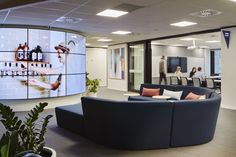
[199,95,206,99]
[162,89,183,100]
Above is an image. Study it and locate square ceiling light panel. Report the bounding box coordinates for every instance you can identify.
[96,9,128,18]
[97,38,112,42]
[205,40,220,43]
[112,31,132,35]
[170,21,197,27]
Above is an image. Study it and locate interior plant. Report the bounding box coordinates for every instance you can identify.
[86,72,100,96]
[0,102,53,157]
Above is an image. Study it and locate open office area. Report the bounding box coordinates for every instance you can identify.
[0,0,236,157]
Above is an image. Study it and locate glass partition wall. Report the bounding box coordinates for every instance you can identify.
[128,43,145,91]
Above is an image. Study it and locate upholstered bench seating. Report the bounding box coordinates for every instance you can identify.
[56,84,221,150]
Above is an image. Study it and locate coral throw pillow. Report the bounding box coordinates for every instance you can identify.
[142,88,160,97]
[185,92,206,100]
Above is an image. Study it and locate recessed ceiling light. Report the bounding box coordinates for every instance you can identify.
[180,38,198,41]
[90,36,106,39]
[97,38,112,42]
[205,40,220,43]
[173,44,184,47]
[170,21,197,27]
[199,46,210,49]
[229,0,236,2]
[56,17,82,23]
[96,9,128,18]
[112,30,132,35]
[86,43,91,46]
[71,35,77,38]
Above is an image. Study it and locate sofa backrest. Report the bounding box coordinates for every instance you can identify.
[140,84,175,95]
[170,92,221,147]
[140,84,213,99]
[81,96,174,149]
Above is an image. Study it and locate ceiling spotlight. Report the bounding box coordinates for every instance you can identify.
[96,9,128,18]
[170,21,197,27]
[173,44,184,47]
[112,31,132,35]
[180,38,198,41]
[97,38,112,42]
[205,40,220,43]
[56,17,82,23]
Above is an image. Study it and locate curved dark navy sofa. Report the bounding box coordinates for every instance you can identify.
[55,84,221,150]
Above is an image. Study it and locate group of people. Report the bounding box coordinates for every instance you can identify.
[159,56,205,84]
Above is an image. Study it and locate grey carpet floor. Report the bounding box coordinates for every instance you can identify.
[1,87,236,157]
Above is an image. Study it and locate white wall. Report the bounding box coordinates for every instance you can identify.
[86,47,107,86]
[107,44,128,91]
[152,45,210,77]
[221,27,236,110]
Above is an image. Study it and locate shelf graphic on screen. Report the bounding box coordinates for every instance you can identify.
[0,28,86,99]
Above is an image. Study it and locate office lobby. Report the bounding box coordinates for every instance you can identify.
[0,0,236,157]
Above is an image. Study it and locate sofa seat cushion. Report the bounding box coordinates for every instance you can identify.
[56,104,84,135]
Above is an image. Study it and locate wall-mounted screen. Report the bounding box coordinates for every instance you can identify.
[167,57,187,73]
[0,28,86,99]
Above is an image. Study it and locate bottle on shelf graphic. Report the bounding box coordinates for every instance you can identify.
[16,44,24,61]
[30,47,38,61]
[36,45,43,62]
[23,42,29,61]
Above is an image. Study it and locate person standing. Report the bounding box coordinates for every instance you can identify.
[189,67,197,78]
[195,67,205,81]
[159,56,167,84]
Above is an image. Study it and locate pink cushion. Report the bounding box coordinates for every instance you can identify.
[185,92,206,100]
[142,88,160,97]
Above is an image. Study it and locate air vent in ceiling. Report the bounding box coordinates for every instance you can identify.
[113,3,144,12]
[190,9,222,18]
[56,17,82,23]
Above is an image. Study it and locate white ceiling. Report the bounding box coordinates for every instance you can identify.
[0,0,235,47]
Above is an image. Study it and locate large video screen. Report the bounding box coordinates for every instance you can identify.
[0,28,86,99]
[167,57,187,73]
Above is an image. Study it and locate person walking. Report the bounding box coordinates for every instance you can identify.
[159,56,167,84]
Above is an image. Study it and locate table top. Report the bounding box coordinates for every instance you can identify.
[123,93,140,96]
[214,80,221,83]
[209,76,221,79]
[152,95,171,99]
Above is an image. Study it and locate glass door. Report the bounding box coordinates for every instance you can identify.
[128,43,145,91]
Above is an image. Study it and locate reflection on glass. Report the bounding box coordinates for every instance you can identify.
[129,44,144,91]
[214,50,221,74]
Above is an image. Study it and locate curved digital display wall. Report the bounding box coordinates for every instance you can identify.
[0,28,86,99]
